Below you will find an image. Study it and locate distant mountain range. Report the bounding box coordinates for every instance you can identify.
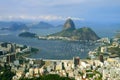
[0,20,119,39]
[49,19,100,41]
[17,19,100,41]
[0,22,29,31]
[30,21,54,29]
[0,21,55,31]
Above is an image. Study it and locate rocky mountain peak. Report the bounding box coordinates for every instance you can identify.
[63,18,76,30]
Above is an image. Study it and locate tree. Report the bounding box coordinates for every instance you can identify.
[0,65,15,80]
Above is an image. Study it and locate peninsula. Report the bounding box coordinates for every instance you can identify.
[39,19,100,41]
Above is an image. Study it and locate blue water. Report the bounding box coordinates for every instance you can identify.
[0,26,119,59]
[0,34,96,59]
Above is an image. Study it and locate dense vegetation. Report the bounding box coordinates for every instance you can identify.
[19,74,75,80]
[85,70,102,80]
[50,27,100,41]
[108,47,120,57]
[31,47,39,53]
[19,32,36,38]
[0,64,15,80]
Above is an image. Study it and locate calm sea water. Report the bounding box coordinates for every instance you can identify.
[0,27,118,59]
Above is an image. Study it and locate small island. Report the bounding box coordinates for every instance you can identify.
[19,32,37,38]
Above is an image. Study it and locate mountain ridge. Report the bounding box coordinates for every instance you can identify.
[0,22,29,31]
[31,21,54,29]
[48,19,100,41]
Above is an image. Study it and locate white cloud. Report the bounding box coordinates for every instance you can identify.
[0,15,84,21]
[67,17,84,21]
[38,15,65,21]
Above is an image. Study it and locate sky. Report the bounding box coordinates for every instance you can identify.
[0,0,120,22]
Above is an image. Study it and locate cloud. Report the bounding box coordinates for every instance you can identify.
[0,15,84,21]
[0,0,120,22]
[38,15,84,21]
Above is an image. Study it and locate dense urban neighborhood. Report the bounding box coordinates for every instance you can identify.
[0,37,120,80]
